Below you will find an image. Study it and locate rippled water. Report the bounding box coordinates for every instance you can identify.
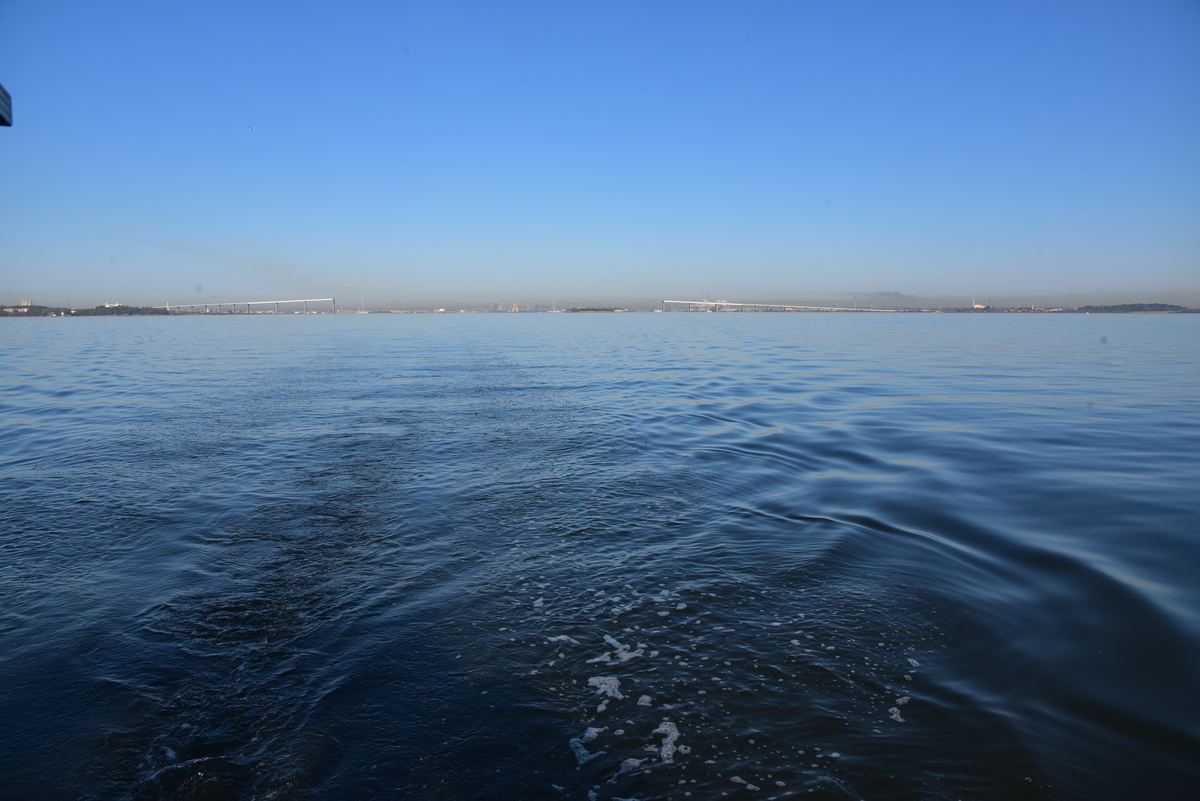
[1,313,1198,800]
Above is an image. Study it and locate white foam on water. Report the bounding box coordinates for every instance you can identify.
[616,757,645,776]
[907,658,920,668]
[653,720,681,763]
[637,695,653,706]
[587,635,645,664]
[547,634,580,645]
[896,696,910,705]
[888,707,905,722]
[589,676,624,699]
[570,726,608,765]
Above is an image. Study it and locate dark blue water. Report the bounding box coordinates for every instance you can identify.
[2,313,1198,800]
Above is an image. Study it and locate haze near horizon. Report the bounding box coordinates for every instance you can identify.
[1,1,1198,309]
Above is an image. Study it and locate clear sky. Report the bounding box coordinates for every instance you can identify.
[2,0,1198,309]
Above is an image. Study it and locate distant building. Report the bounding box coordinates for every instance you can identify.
[20,299,32,307]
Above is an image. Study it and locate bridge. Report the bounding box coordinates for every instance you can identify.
[661,299,896,312]
[157,298,337,314]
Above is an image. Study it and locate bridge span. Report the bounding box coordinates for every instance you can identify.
[661,299,896,312]
[157,298,337,314]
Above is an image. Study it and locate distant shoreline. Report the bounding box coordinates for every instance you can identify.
[4,302,1197,317]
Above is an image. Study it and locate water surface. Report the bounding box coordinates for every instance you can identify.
[2,313,1198,799]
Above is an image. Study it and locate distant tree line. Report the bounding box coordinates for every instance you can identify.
[73,305,168,316]
[1,304,168,316]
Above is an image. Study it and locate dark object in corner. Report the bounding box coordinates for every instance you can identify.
[0,82,11,126]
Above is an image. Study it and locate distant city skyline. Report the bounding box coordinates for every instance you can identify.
[2,1,1198,308]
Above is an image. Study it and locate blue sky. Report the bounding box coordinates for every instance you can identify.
[2,0,1198,308]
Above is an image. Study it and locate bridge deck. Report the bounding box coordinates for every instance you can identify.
[157,298,337,313]
[662,299,895,312]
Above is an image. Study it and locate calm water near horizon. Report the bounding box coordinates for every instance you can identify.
[1,313,1198,800]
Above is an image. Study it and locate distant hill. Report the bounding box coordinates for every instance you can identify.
[1076,303,1196,313]
[1,304,56,316]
